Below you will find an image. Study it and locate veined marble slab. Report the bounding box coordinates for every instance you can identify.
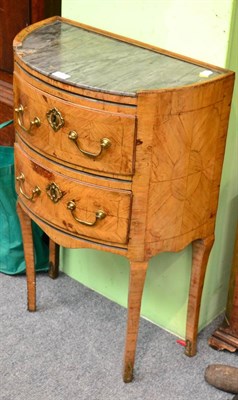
[15,20,221,97]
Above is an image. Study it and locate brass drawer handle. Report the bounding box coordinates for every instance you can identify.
[68,130,111,159]
[15,104,41,134]
[16,173,41,202]
[67,200,106,226]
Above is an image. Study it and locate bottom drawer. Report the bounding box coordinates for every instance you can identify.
[14,144,132,245]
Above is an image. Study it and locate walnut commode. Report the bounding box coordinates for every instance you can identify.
[13,17,234,382]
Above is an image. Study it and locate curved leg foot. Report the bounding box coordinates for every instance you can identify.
[17,201,36,311]
[185,235,214,356]
[123,260,148,383]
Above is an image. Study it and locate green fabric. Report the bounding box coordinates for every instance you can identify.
[0,119,13,129]
[0,146,49,275]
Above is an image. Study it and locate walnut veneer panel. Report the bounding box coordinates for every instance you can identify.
[13,16,235,383]
[143,76,235,254]
[14,69,136,176]
[15,144,132,245]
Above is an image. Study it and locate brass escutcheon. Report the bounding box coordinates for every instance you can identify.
[46,182,64,203]
[46,108,65,132]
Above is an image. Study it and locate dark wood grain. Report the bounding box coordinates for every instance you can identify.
[0,0,61,146]
[0,0,29,73]
[208,225,238,352]
[30,0,61,23]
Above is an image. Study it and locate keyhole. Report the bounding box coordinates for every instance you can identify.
[46,108,64,132]
[51,114,58,126]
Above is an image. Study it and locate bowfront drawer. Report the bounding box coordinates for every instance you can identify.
[14,72,136,176]
[15,144,132,246]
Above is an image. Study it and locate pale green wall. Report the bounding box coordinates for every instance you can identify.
[60,0,238,337]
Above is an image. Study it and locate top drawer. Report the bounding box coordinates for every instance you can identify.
[14,71,136,177]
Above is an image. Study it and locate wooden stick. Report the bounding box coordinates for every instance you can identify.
[48,240,60,279]
[205,364,238,394]
[123,260,148,383]
[185,235,214,356]
[17,201,36,311]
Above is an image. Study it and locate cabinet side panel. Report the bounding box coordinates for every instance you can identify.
[144,76,234,255]
[209,75,235,219]
[128,94,155,261]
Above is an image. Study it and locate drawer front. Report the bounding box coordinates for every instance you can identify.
[14,74,136,176]
[15,145,132,245]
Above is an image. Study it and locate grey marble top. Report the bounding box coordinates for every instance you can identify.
[15,20,221,97]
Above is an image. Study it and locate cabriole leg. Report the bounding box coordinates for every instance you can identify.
[123,260,148,383]
[185,235,214,356]
[17,202,36,311]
